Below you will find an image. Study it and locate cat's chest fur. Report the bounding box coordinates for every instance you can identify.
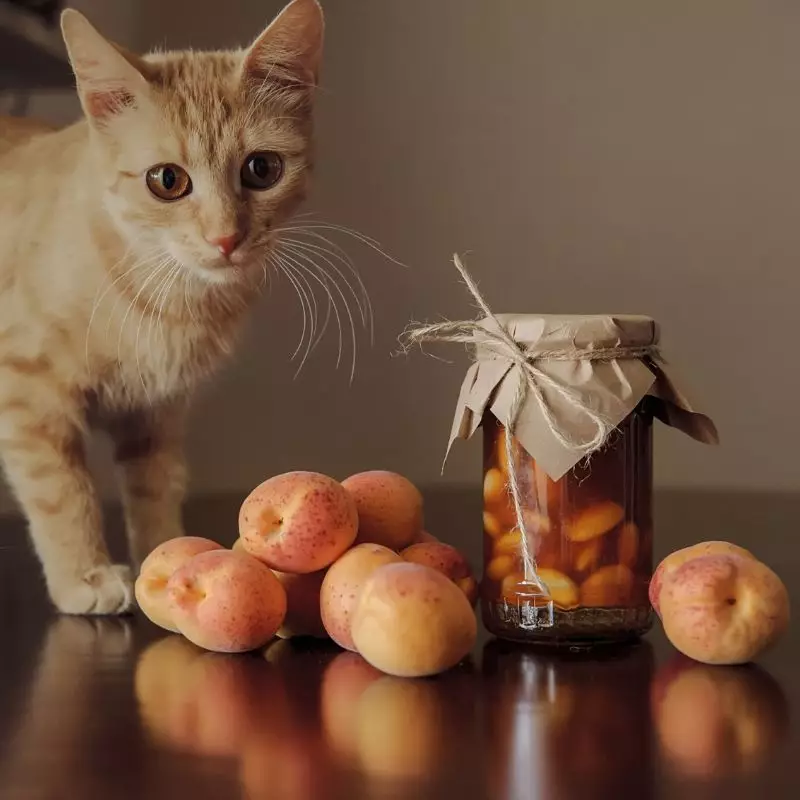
[87,289,247,410]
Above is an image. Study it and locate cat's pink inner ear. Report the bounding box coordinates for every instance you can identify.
[243,0,325,86]
[61,9,148,123]
[84,89,137,121]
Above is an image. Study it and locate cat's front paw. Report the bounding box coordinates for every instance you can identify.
[49,565,135,616]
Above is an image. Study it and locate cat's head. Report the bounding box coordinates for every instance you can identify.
[61,0,323,285]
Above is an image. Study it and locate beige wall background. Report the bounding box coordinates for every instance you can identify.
[3,0,799,513]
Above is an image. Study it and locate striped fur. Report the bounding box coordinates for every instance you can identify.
[0,0,323,614]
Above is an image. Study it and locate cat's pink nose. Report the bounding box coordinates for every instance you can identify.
[207,232,243,258]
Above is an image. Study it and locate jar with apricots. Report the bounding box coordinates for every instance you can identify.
[442,312,718,646]
[482,403,654,643]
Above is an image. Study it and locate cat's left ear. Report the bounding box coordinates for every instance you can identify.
[61,9,151,126]
[242,0,325,88]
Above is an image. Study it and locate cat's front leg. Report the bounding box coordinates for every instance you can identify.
[108,402,188,567]
[0,406,133,615]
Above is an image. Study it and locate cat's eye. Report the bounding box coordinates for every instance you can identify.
[146,164,192,202]
[241,151,283,190]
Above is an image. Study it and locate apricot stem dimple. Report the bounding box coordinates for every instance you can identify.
[258,507,284,536]
[172,579,206,604]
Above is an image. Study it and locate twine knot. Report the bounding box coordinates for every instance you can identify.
[401,254,662,614]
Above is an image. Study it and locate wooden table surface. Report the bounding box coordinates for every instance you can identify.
[0,490,797,800]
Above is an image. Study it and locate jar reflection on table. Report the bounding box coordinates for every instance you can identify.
[482,640,655,800]
[481,403,654,644]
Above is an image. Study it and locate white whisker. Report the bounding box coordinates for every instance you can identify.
[275,244,358,381]
[277,219,408,269]
[274,247,340,364]
[266,252,310,365]
[118,257,173,405]
[155,262,183,347]
[136,259,177,404]
[86,247,164,373]
[278,235,373,343]
[270,251,320,375]
[183,271,200,327]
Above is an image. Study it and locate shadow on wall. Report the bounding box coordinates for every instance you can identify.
[4,0,799,520]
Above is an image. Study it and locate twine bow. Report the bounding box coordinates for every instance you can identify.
[402,254,662,612]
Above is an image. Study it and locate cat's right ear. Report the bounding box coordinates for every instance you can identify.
[61,9,150,126]
[242,0,325,88]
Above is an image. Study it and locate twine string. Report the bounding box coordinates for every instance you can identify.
[402,254,661,608]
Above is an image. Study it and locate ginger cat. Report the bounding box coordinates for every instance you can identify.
[0,0,324,614]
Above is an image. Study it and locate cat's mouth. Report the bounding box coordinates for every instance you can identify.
[191,262,241,285]
[169,245,261,286]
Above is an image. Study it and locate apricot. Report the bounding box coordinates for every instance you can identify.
[483,468,506,505]
[650,541,755,616]
[494,529,522,556]
[617,523,639,568]
[573,539,602,575]
[351,563,477,678]
[483,510,503,539]
[580,564,634,607]
[500,571,526,601]
[496,426,515,475]
[523,509,552,535]
[500,572,557,605]
[533,460,562,515]
[168,550,287,653]
[412,529,439,544]
[342,470,423,550]
[565,501,624,543]
[232,537,245,552]
[320,543,402,651]
[538,568,580,610]
[486,554,516,581]
[658,554,789,665]
[401,542,478,605]
[239,471,358,573]
[273,569,328,639]
[135,536,223,632]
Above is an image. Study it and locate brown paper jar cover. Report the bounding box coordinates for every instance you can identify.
[446,313,718,480]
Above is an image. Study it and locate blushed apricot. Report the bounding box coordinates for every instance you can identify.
[168,550,286,653]
[320,543,402,651]
[659,555,789,665]
[343,471,424,550]
[649,541,755,616]
[135,537,223,632]
[352,563,476,678]
[239,471,358,574]
[401,542,478,606]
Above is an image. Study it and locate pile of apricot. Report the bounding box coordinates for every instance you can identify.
[135,470,477,677]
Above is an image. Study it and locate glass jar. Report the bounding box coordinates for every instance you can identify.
[481,400,654,645]
[410,299,716,645]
